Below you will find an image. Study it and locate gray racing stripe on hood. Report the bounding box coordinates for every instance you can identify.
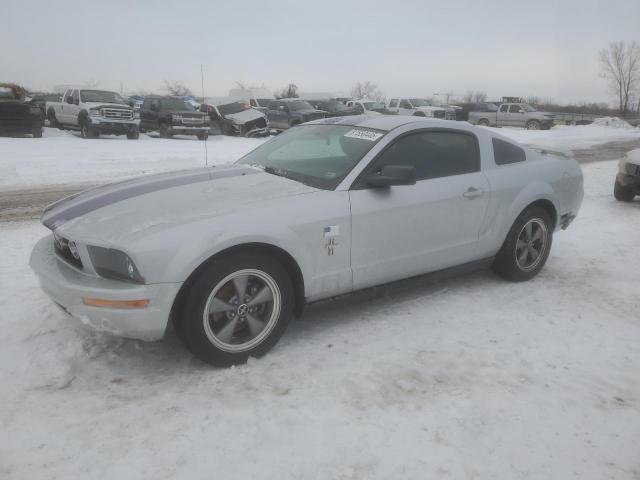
[42,166,259,229]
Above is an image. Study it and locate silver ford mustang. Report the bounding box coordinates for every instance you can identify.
[30,115,583,366]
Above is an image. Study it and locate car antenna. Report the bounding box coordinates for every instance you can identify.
[201,63,209,167]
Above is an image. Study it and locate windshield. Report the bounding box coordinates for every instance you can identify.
[520,104,537,112]
[218,102,247,116]
[159,98,194,110]
[287,100,314,112]
[363,101,385,110]
[237,124,384,189]
[80,90,127,104]
[409,98,428,107]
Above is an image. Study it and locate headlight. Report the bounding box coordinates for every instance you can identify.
[90,109,102,117]
[87,246,144,283]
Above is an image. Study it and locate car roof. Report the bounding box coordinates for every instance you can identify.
[305,115,456,132]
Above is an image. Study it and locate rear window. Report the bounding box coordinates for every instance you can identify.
[492,138,526,165]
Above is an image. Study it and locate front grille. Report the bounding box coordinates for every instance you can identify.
[433,110,446,119]
[182,116,205,125]
[53,235,83,269]
[246,117,267,130]
[445,112,456,120]
[103,108,133,120]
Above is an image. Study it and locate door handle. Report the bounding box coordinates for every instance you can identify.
[463,187,484,199]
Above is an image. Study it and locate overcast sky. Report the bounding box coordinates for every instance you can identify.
[2,0,638,104]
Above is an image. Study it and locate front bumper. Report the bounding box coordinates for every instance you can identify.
[29,235,182,341]
[170,125,210,135]
[89,117,138,134]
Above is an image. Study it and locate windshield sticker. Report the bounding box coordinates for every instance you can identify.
[343,129,383,141]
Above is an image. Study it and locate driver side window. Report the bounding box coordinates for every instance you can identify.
[368,131,479,182]
[72,90,79,103]
[509,105,522,113]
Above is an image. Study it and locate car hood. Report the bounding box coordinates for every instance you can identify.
[83,102,131,110]
[416,106,446,112]
[224,109,265,124]
[44,165,319,244]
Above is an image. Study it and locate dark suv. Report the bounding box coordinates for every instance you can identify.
[306,99,360,118]
[265,99,326,131]
[0,83,44,138]
[140,96,210,140]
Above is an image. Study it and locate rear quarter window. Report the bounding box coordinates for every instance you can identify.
[492,138,526,165]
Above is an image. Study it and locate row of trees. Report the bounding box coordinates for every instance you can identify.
[155,42,640,116]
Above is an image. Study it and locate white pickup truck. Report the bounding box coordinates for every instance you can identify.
[46,88,139,139]
[387,98,451,119]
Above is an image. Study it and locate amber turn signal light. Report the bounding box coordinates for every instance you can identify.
[82,298,150,309]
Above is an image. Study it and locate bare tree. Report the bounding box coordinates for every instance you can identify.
[351,81,383,101]
[463,90,487,103]
[275,83,299,99]
[164,80,193,96]
[599,41,640,114]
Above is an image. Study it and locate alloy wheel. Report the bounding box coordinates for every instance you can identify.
[202,269,281,353]
[514,218,548,271]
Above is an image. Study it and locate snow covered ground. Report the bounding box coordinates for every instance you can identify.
[1,123,639,190]
[0,130,639,478]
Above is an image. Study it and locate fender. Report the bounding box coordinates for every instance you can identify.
[504,181,559,237]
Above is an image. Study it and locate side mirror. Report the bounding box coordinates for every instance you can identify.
[365,165,416,188]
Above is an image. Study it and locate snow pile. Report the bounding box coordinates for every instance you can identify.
[591,117,635,129]
[0,161,639,479]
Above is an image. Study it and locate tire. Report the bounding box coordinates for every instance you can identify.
[32,122,43,138]
[126,126,139,140]
[47,109,59,129]
[80,123,96,138]
[526,120,541,130]
[614,179,636,202]
[413,111,426,117]
[159,122,172,138]
[478,119,490,127]
[177,251,295,366]
[196,133,208,141]
[492,206,553,282]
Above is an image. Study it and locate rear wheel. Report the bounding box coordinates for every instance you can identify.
[47,109,59,129]
[177,251,294,366]
[478,118,490,127]
[614,179,636,202]
[413,111,426,117]
[492,206,553,282]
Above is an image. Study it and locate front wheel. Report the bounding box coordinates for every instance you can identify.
[32,122,43,138]
[177,251,294,366]
[492,206,553,282]
[197,133,208,141]
[614,179,636,202]
[126,127,139,140]
[478,119,490,127]
[526,120,541,130]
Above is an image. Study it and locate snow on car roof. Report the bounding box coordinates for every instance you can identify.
[305,114,455,132]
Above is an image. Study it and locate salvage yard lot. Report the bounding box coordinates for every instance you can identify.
[0,126,639,479]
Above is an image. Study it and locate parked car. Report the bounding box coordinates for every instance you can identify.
[468,102,555,130]
[29,92,61,119]
[306,99,361,117]
[30,115,584,366]
[249,98,274,113]
[265,99,326,130]
[387,98,448,119]
[205,99,269,137]
[177,95,200,110]
[346,99,396,115]
[47,88,139,139]
[614,155,640,202]
[0,83,44,138]
[139,95,210,140]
